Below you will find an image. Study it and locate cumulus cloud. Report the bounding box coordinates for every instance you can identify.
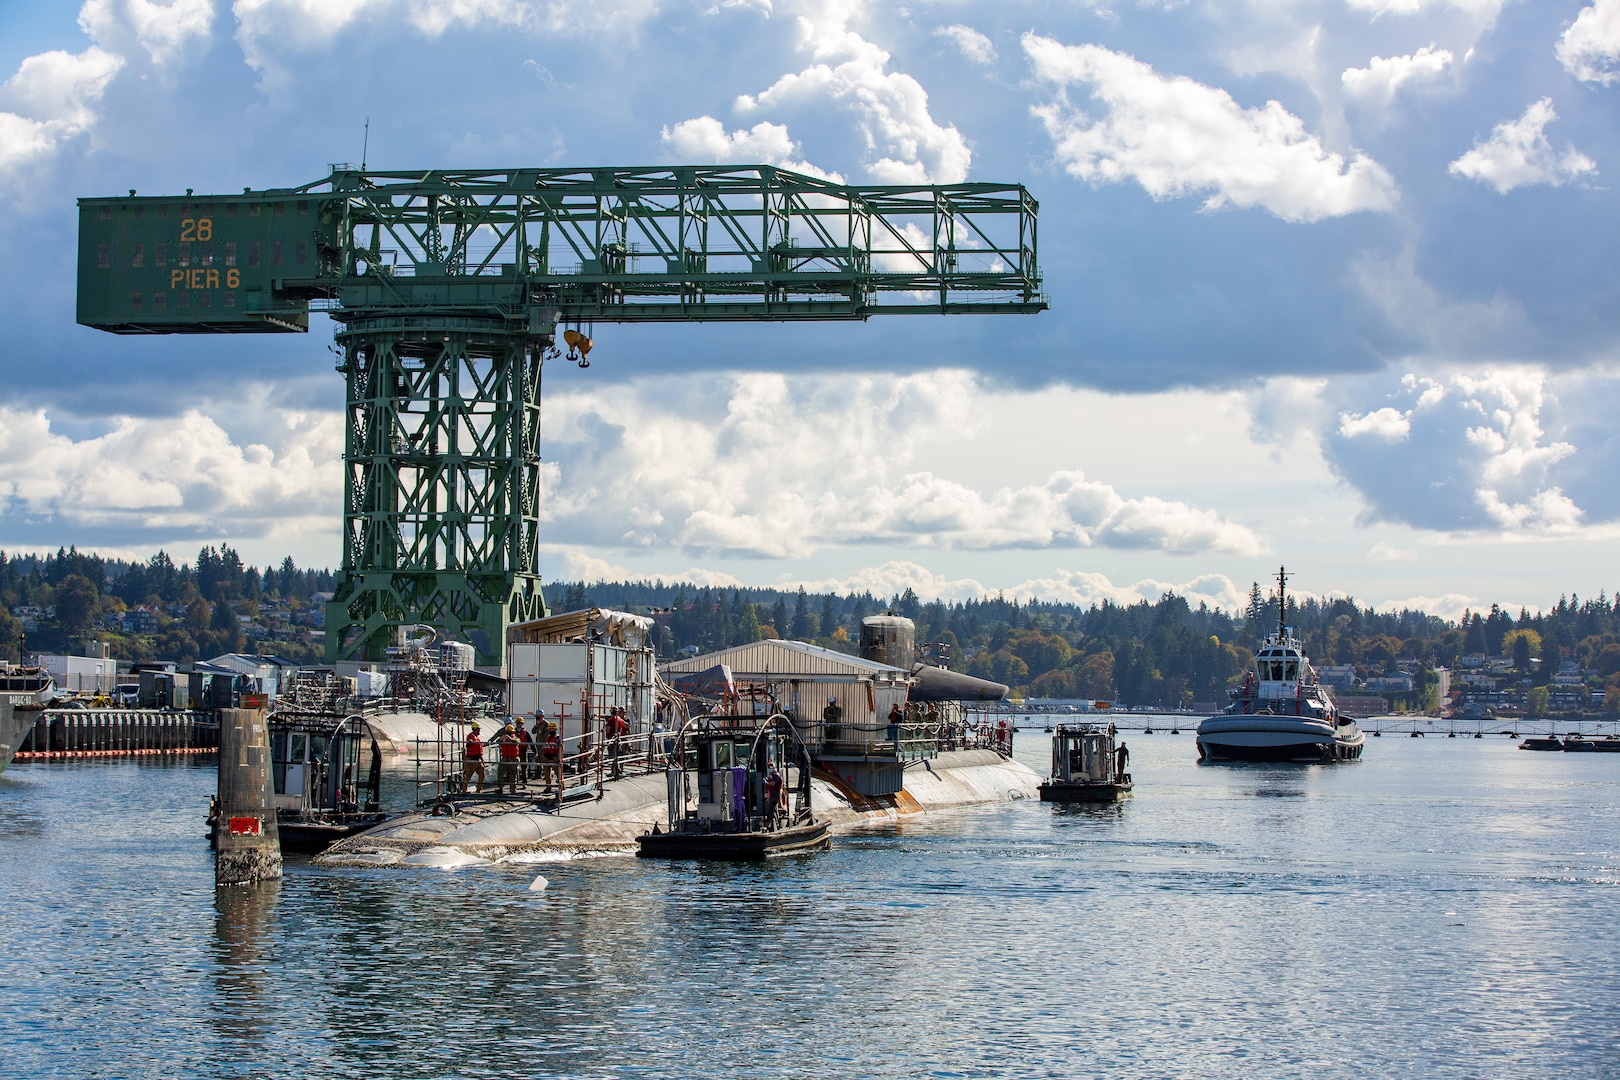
[791,561,990,602]
[1001,569,1248,612]
[1370,593,1484,621]
[0,397,341,549]
[231,0,659,70]
[935,24,996,65]
[0,45,123,177]
[1341,45,1452,104]
[1307,369,1587,534]
[1558,0,1620,85]
[783,561,1248,611]
[1449,98,1597,193]
[1338,406,1411,441]
[1023,34,1398,222]
[537,545,745,589]
[80,0,215,67]
[537,371,1262,560]
[659,116,842,180]
[726,1,972,182]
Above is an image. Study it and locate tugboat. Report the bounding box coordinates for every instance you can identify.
[638,712,829,859]
[1196,568,1365,763]
[1039,723,1132,802]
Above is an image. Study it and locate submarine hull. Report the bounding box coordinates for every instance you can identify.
[317,749,1038,867]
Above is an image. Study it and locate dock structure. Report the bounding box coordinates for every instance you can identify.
[12,709,218,761]
[213,706,282,887]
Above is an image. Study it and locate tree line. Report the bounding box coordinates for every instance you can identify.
[570,578,1620,711]
[5,548,1617,711]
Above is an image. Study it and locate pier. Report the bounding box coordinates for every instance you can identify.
[11,708,219,761]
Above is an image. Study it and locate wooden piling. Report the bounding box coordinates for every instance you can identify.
[213,706,281,887]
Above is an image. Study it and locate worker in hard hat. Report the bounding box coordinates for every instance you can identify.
[494,722,522,794]
[462,722,485,793]
[822,696,842,746]
[540,721,562,792]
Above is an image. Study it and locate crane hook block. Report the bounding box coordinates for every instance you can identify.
[563,329,593,362]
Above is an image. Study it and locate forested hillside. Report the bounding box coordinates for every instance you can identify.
[4,548,1617,711]
[572,578,1620,712]
[0,546,337,663]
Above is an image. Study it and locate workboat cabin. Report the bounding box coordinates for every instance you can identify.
[638,713,829,860]
[265,715,387,852]
[1039,723,1132,803]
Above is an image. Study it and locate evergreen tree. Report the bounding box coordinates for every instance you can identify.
[1512,633,1532,673]
[790,587,811,640]
[55,574,100,634]
[737,602,763,644]
[713,593,736,648]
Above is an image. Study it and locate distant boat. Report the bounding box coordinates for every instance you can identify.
[1517,735,1560,751]
[1196,567,1365,764]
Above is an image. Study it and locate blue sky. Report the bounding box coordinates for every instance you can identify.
[0,0,1616,618]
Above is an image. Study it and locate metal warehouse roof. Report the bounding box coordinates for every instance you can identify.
[660,638,910,680]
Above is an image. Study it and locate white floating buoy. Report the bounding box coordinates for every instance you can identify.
[529,874,549,892]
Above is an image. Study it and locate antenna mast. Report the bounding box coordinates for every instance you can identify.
[1276,565,1288,640]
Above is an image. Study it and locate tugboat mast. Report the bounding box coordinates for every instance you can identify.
[1276,565,1288,641]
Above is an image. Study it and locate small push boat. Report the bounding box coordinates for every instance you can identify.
[1039,723,1132,803]
[1562,734,1597,753]
[1519,736,1564,751]
[638,712,829,860]
[208,708,390,854]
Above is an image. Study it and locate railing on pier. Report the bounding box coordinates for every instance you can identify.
[1358,715,1620,739]
[14,709,219,760]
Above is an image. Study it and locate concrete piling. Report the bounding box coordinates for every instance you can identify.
[213,706,281,887]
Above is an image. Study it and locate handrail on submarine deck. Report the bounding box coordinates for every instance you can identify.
[413,724,675,814]
[785,708,1016,761]
[410,706,1016,814]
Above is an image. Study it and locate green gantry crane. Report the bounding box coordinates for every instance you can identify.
[77,165,1045,668]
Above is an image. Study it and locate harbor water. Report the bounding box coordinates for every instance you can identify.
[1,729,1617,1078]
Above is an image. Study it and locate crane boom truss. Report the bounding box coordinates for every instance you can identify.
[75,165,1045,667]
